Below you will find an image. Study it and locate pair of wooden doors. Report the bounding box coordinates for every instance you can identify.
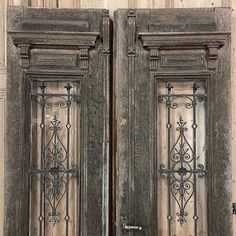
[6,7,232,236]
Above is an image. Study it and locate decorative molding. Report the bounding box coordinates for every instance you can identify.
[18,44,30,69]
[8,31,99,49]
[102,8,110,236]
[149,49,159,70]
[31,50,78,67]
[79,48,89,70]
[139,32,229,73]
[127,9,136,57]
[102,9,110,55]
[126,9,136,230]
[207,46,219,71]
[8,31,100,70]
[139,32,229,49]
[26,70,85,78]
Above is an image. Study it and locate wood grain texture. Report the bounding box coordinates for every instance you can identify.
[0,0,6,67]
[8,0,28,6]
[6,7,110,236]
[30,0,44,7]
[1,1,236,236]
[80,0,105,8]
[172,0,222,7]
[59,0,78,8]
[114,7,232,236]
[106,0,128,16]
[129,0,153,8]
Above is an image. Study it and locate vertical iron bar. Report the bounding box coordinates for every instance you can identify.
[205,80,209,236]
[167,83,173,236]
[39,81,46,236]
[53,129,57,219]
[192,83,198,236]
[65,83,72,236]
[79,81,83,236]
[180,119,184,223]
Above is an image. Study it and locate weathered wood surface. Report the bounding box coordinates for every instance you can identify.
[0,1,235,236]
[114,8,231,236]
[6,7,110,236]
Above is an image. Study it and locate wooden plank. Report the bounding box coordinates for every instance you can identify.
[153,0,166,8]
[30,0,44,7]
[44,0,58,8]
[165,0,174,8]
[106,0,128,17]
[172,0,222,7]
[80,0,105,8]
[8,0,28,6]
[129,0,153,8]
[59,0,78,8]
[0,0,5,67]
[221,0,231,7]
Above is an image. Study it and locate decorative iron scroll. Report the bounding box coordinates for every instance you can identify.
[158,82,207,235]
[30,81,80,236]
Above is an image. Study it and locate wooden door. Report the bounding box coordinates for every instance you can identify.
[6,6,232,236]
[6,7,110,236]
[114,8,232,236]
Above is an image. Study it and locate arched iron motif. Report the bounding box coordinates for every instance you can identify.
[30,81,80,236]
[158,82,207,235]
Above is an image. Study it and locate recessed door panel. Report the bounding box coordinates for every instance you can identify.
[157,80,207,236]
[30,79,81,235]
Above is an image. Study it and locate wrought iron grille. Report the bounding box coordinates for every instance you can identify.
[30,80,81,236]
[158,82,207,236]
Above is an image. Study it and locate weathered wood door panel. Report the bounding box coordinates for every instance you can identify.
[6,7,110,236]
[114,8,232,236]
[6,6,232,236]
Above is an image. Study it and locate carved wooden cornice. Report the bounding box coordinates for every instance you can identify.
[139,31,230,71]
[8,31,99,48]
[8,31,100,70]
[139,32,230,48]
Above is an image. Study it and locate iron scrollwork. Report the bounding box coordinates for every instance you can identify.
[158,82,207,234]
[30,81,80,235]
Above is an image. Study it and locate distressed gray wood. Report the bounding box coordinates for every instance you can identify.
[6,7,110,236]
[114,8,231,236]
